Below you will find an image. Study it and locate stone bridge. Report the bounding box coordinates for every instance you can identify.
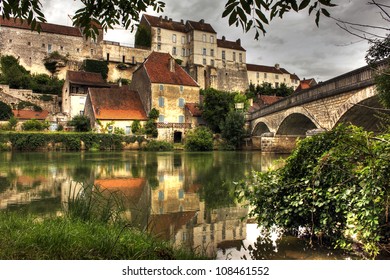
[247,61,389,151]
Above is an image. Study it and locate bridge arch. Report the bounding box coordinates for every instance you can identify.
[252,122,271,136]
[276,112,318,135]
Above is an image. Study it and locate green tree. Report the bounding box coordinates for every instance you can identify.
[0,1,336,39]
[221,111,245,149]
[7,116,18,131]
[135,25,152,48]
[0,55,31,89]
[144,108,159,138]
[185,126,213,151]
[22,119,50,131]
[0,101,13,120]
[131,120,142,134]
[201,88,235,133]
[68,115,92,132]
[83,60,109,80]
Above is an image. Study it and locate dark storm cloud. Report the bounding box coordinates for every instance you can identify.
[42,0,386,82]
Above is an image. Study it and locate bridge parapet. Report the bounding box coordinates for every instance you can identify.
[248,61,387,121]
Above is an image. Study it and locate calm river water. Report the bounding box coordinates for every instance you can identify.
[0,151,359,259]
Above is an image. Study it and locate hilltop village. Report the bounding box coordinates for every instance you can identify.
[0,14,307,142]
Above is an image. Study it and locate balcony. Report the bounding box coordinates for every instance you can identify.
[157,123,192,129]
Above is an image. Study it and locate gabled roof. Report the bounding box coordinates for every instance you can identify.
[185,103,202,117]
[142,52,199,87]
[217,37,246,51]
[88,87,147,120]
[258,95,283,105]
[295,78,317,92]
[290,74,300,81]
[67,71,108,87]
[12,110,49,120]
[247,64,291,75]
[0,17,82,37]
[142,14,187,33]
[186,20,216,34]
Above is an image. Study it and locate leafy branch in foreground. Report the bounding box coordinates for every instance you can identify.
[236,125,390,258]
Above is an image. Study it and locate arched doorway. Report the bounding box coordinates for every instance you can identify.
[174,131,182,143]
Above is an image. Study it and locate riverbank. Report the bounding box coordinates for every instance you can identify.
[0,211,208,260]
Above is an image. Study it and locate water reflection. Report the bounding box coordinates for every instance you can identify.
[0,151,286,258]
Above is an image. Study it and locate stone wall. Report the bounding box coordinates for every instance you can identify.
[216,66,248,93]
[252,135,300,153]
[0,84,59,112]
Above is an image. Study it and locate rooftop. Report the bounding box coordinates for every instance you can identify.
[142,52,199,87]
[217,37,246,51]
[88,87,148,120]
[67,71,108,87]
[247,63,291,75]
[185,103,202,117]
[12,110,49,120]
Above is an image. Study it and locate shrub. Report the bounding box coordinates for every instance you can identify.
[131,120,141,134]
[83,59,108,80]
[68,115,91,132]
[185,127,213,151]
[22,119,50,131]
[143,140,173,151]
[0,101,13,120]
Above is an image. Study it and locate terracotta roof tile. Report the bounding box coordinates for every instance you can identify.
[295,78,317,92]
[247,64,288,74]
[290,74,300,80]
[67,71,108,87]
[258,95,283,105]
[143,52,199,87]
[0,17,82,37]
[217,38,246,51]
[143,14,187,33]
[12,110,49,120]
[89,87,147,120]
[185,103,202,117]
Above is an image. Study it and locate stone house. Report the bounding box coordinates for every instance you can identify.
[61,70,109,119]
[84,86,147,134]
[130,51,200,142]
[0,17,103,78]
[247,63,300,90]
[138,14,248,92]
[184,103,205,128]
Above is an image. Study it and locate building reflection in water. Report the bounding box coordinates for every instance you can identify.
[0,151,283,257]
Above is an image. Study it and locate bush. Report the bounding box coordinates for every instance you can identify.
[68,115,91,132]
[22,119,50,131]
[143,140,173,151]
[0,101,13,120]
[83,59,108,80]
[221,111,245,149]
[185,127,213,151]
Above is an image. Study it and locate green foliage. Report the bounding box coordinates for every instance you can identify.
[21,119,50,131]
[114,127,125,135]
[83,59,109,80]
[7,116,18,131]
[223,0,336,39]
[221,111,245,149]
[8,132,48,150]
[366,35,390,64]
[135,24,152,48]
[131,120,142,134]
[374,64,390,109]
[0,55,31,89]
[17,101,42,111]
[68,115,92,132]
[144,119,158,138]
[143,140,173,151]
[236,125,390,258]
[30,74,64,95]
[246,82,293,97]
[201,88,235,133]
[185,127,214,151]
[148,108,160,120]
[0,101,13,120]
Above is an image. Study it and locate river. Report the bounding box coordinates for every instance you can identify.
[0,151,360,259]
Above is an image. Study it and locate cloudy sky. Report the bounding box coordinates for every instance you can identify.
[41,0,388,82]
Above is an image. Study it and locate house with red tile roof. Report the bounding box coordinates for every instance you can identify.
[84,86,148,134]
[130,52,200,142]
[295,78,317,92]
[247,63,300,90]
[62,70,110,119]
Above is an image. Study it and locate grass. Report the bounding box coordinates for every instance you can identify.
[0,183,207,260]
[0,212,206,260]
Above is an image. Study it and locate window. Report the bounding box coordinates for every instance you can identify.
[210,49,214,57]
[159,84,164,91]
[157,28,161,34]
[60,46,64,51]
[48,44,52,53]
[158,96,165,107]
[239,53,243,62]
[178,189,184,199]
[202,48,206,55]
[42,43,45,48]
[187,34,191,43]
[108,126,113,133]
[181,36,185,44]
[180,85,184,93]
[132,56,135,64]
[157,43,161,50]
[256,72,259,79]
[172,34,177,43]
[172,47,177,55]
[275,74,279,79]
[122,55,126,63]
[210,35,214,43]
[125,126,131,135]
[8,39,12,43]
[178,115,184,123]
[106,53,110,61]
[264,73,267,78]
[178,98,185,108]
[275,82,279,87]
[157,35,161,41]
[79,96,86,104]
[210,59,215,67]
[222,50,225,60]
[182,48,186,57]
[233,52,236,61]
[76,48,80,53]
[202,34,206,42]
[203,58,206,65]
[27,42,31,46]
[158,115,165,122]
[90,48,94,55]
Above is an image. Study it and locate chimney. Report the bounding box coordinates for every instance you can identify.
[275,63,280,69]
[199,19,204,24]
[180,19,184,24]
[169,57,175,72]
[159,16,162,21]
[164,16,168,20]
[169,18,172,22]
[236,38,241,46]
[222,36,225,41]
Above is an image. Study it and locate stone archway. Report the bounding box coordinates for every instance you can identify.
[276,113,318,135]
